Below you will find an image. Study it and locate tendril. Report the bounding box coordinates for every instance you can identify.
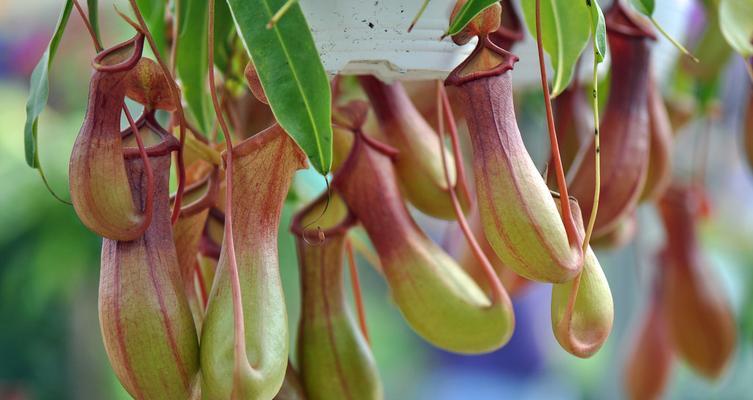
[534,0,580,251]
[439,85,473,208]
[436,80,506,303]
[127,0,187,226]
[302,176,333,246]
[208,0,251,390]
[582,35,603,253]
[123,107,155,239]
[194,261,209,310]
[266,0,299,29]
[345,239,370,344]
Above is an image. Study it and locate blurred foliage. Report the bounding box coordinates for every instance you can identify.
[0,84,126,399]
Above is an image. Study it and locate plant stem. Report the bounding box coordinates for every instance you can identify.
[37,168,71,205]
[194,262,209,309]
[127,0,187,225]
[436,81,506,303]
[346,240,370,344]
[123,105,156,234]
[267,0,299,28]
[534,0,579,248]
[440,88,473,209]
[348,230,383,273]
[582,49,602,252]
[408,0,431,32]
[208,0,252,387]
[564,12,606,334]
[73,0,102,52]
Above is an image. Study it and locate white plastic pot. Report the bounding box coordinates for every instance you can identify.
[300,0,475,82]
[301,0,692,86]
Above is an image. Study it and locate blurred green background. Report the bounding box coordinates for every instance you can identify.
[2,1,753,399]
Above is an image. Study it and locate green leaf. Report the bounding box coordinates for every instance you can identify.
[87,0,101,43]
[586,0,607,63]
[521,0,592,97]
[445,0,498,36]
[226,0,333,174]
[177,0,212,132]
[24,0,73,168]
[135,0,167,56]
[630,0,698,62]
[213,0,235,72]
[630,0,655,16]
[719,0,753,57]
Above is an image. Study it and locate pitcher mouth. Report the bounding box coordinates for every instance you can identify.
[444,35,519,87]
[330,126,399,191]
[605,1,657,40]
[290,192,357,242]
[170,168,220,217]
[221,123,308,170]
[121,110,180,159]
[93,33,146,73]
[199,209,224,260]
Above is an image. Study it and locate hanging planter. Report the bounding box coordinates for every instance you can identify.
[300,0,691,85]
[300,0,475,81]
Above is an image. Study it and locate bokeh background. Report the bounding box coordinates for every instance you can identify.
[1,1,753,399]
